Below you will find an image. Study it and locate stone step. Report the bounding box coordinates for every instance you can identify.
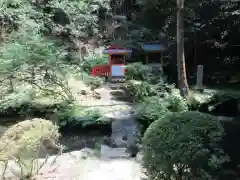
[112,15,127,20]
[100,144,130,158]
[109,89,128,98]
[109,89,126,93]
[106,82,127,89]
[104,109,135,119]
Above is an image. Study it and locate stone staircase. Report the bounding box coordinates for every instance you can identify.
[101,82,141,154]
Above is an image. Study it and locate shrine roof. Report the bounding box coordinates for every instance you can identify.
[142,43,167,52]
[103,44,132,54]
[103,49,132,54]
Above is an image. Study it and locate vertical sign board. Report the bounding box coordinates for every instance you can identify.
[111,65,125,77]
[196,65,204,91]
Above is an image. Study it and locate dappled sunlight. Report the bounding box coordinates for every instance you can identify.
[68,77,133,114]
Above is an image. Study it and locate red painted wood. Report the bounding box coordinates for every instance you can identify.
[92,64,111,77]
[91,44,130,77]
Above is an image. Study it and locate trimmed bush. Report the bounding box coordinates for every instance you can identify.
[0,118,60,161]
[143,111,229,180]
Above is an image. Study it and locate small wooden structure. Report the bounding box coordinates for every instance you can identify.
[141,42,167,74]
[141,42,167,64]
[92,44,132,78]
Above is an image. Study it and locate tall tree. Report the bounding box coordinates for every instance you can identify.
[177,0,189,97]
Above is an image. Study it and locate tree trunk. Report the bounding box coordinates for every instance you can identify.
[177,0,189,97]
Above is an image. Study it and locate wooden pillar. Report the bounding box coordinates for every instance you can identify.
[109,54,112,65]
[160,52,164,75]
[161,52,163,65]
[145,53,148,65]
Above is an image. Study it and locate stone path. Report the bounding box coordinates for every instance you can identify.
[68,78,140,148]
[97,83,140,147]
[1,148,146,180]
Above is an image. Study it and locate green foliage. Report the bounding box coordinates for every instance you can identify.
[136,96,168,132]
[0,26,75,105]
[207,90,240,105]
[136,94,188,133]
[126,62,151,81]
[187,92,200,110]
[55,103,101,127]
[126,68,188,132]
[0,0,110,39]
[0,118,60,161]
[125,63,170,103]
[165,94,188,112]
[0,118,61,178]
[125,80,158,102]
[0,84,69,118]
[143,111,229,180]
[0,86,36,111]
[49,0,110,38]
[0,28,65,71]
[82,75,105,90]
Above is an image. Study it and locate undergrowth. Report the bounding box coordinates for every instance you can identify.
[55,103,101,127]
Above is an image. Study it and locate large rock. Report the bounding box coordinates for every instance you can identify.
[100,144,129,158]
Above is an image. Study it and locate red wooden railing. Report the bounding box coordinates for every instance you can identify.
[92,64,111,77]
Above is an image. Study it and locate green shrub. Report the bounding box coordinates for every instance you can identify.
[0,118,61,178]
[126,62,151,80]
[55,103,101,127]
[136,94,187,134]
[136,96,168,133]
[0,86,36,112]
[165,94,188,112]
[0,118,60,161]
[143,111,229,180]
[83,75,105,90]
[126,62,168,85]
[135,92,189,133]
[187,92,200,110]
[125,80,158,102]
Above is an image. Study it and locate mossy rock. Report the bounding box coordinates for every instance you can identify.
[0,118,60,161]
